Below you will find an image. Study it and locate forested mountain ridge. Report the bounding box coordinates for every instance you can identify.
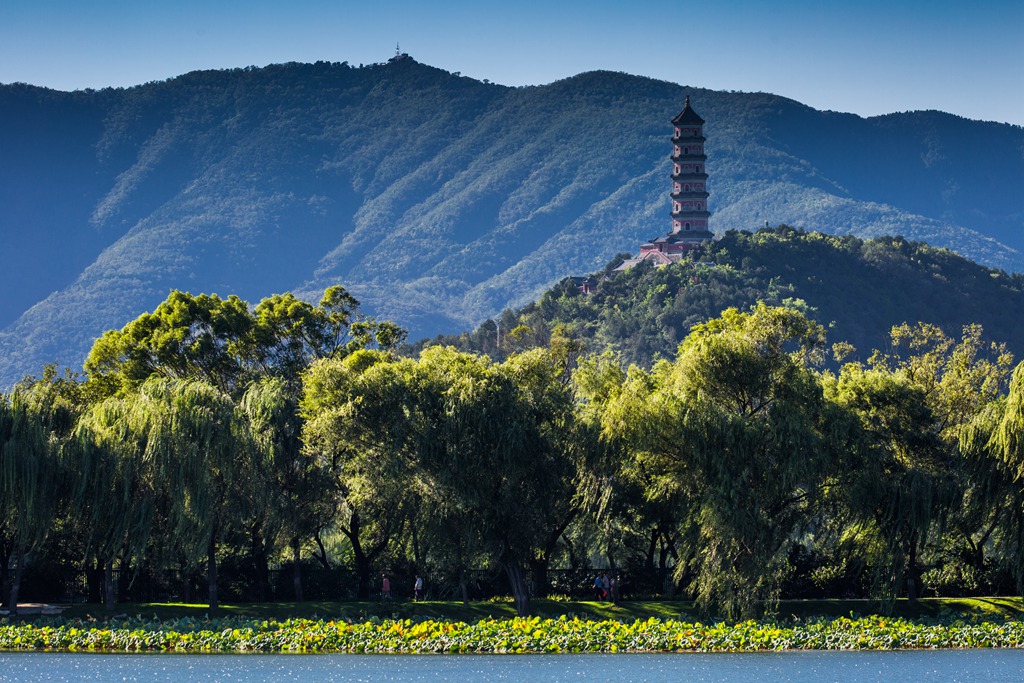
[431,227,1024,368]
[2,58,1022,388]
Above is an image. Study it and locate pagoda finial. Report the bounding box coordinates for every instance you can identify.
[684,94,691,108]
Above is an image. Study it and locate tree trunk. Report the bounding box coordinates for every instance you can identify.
[658,535,671,596]
[969,516,999,574]
[291,537,304,602]
[86,557,103,604]
[251,525,270,602]
[411,524,424,569]
[117,555,131,603]
[103,558,116,612]
[906,532,918,602]
[503,556,530,617]
[458,567,469,605]
[643,527,657,589]
[529,557,549,599]
[343,511,373,599]
[207,532,219,610]
[312,527,331,570]
[530,511,576,599]
[0,567,7,609]
[180,559,192,604]
[0,535,9,608]
[563,536,579,569]
[5,542,26,615]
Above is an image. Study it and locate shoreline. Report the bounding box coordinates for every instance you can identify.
[2,614,1022,654]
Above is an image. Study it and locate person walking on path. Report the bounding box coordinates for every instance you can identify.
[414,575,424,601]
[381,574,391,600]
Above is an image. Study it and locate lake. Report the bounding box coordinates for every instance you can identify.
[0,650,1022,682]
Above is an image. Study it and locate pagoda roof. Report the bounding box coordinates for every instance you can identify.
[671,95,705,126]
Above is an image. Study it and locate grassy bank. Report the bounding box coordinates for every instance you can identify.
[54,596,1024,623]
[2,613,1024,654]
[0,598,1021,654]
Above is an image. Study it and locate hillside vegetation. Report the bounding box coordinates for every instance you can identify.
[2,58,1022,387]
[427,227,1024,368]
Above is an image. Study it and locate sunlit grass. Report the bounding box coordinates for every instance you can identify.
[58,596,1024,623]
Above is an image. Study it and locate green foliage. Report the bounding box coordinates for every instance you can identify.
[2,613,1024,653]
[3,63,1023,390]
[8,277,1024,617]
[302,345,593,614]
[435,227,1024,371]
[0,371,81,611]
[83,285,404,399]
[598,304,846,618]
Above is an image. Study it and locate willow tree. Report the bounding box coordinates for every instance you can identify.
[410,347,543,616]
[961,361,1024,593]
[576,351,693,595]
[502,347,594,599]
[240,377,336,601]
[406,346,595,615]
[0,377,77,614]
[251,286,406,381]
[142,378,247,610]
[604,303,845,617]
[838,323,1015,602]
[828,363,947,603]
[74,392,161,610]
[303,345,586,615]
[85,286,406,401]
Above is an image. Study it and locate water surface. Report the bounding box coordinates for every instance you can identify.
[1,650,1022,682]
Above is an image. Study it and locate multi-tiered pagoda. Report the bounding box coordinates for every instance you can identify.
[622,96,714,268]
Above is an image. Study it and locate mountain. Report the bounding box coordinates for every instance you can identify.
[421,227,1024,369]
[1,57,1022,387]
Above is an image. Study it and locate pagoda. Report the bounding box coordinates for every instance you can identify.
[620,95,713,268]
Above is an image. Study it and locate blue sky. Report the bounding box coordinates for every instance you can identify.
[3,0,1022,125]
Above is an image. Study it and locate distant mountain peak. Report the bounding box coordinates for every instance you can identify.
[0,63,1021,388]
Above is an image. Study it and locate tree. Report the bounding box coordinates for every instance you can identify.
[302,350,415,599]
[495,348,590,608]
[74,392,161,611]
[0,371,79,613]
[84,286,407,400]
[250,286,406,383]
[303,345,589,615]
[828,363,947,603]
[84,291,255,397]
[576,351,694,595]
[836,323,1015,602]
[409,347,540,616]
[962,361,1024,593]
[603,303,844,617]
[84,286,406,601]
[240,377,335,601]
[140,378,247,610]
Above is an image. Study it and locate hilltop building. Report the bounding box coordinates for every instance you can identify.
[568,96,713,292]
[617,96,714,269]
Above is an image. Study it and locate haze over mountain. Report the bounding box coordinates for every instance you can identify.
[1,57,1022,388]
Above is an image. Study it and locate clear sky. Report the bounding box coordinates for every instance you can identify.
[3,0,1022,125]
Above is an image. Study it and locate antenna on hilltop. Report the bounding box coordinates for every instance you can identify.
[396,42,401,57]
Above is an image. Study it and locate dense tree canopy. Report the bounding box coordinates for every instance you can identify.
[5,279,1024,619]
